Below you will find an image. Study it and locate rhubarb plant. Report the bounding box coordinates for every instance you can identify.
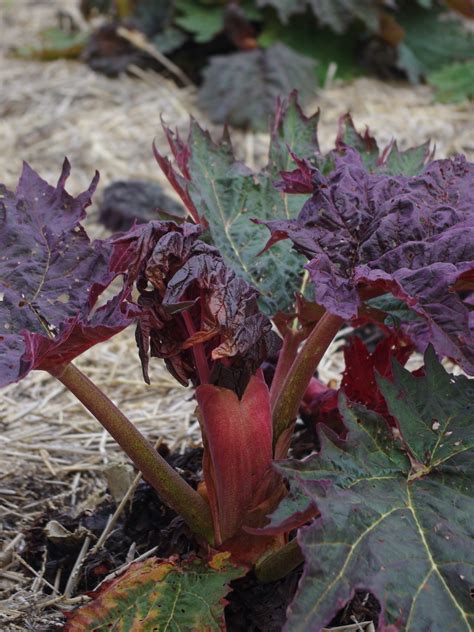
[1,95,473,630]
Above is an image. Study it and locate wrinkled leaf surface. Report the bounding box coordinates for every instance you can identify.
[0,161,135,387]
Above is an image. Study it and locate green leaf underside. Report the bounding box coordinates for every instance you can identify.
[65,555,245,631]
[183,96,319,314]
[367,294,423,326]
[274,351,474,631]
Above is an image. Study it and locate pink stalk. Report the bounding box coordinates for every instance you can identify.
[270,330,301,410]
[272,312,344,457]
[50,363,214,543]
[196,371,274,546]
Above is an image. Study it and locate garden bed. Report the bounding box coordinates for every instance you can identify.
[1,2,473,630]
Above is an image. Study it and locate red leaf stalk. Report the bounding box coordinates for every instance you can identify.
[272,312,343,457]
[269,330,301,410]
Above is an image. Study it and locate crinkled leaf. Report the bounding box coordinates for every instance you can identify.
[198,43,317,132]
[261,150,474,373]
[428,59,474,104]
[65,554,246,631]
[276,353,474,630]
[397,6,474,82]
[0,161,135,387]
[112,221,279,395]
[156,93,320,315]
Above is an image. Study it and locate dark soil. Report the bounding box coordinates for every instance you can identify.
[22,441,380,631]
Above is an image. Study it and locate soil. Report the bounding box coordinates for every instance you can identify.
[17,437,380,632]
[1,3,472,630]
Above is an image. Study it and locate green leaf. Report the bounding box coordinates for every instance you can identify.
[397,6,474,81]
[258,14,362,84]
[337,114,432,175]
[198,43,317,131]
[307,0,379,33]
[367,293,423,327]
[175,0,224,43]
[428,59,474,103]
[378,346,474,469]
[256,0,306,24]
[381,139,432,176]
[12,27,89,61]
[159,93,319,314]
[65,554,245,631]
[152,27,187,54]
[274,353,474,630]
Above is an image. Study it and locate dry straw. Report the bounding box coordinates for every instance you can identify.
[0,1,473,628]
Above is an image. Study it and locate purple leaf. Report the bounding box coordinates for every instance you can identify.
[0,161,136,387]
[260,150,474,373]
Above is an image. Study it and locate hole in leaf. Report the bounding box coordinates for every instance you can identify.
[327,590,380,628]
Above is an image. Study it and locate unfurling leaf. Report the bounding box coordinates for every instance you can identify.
[260,149,474,373]
[112,221,279,395]
[0,161,136,387]
[198,43,317,131]
[65,554,246,631]
[276,350,474,631]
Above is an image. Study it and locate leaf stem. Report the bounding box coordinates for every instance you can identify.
[182,311,211,384]
[272,312,343,456]
[49,363,214,543]
[270,330,301,411]
[255,538,304,583]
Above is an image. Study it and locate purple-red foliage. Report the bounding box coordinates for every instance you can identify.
[112,221,279,396]
[0,161,136,387]
[260,150,474,373]
[301,333,414,434]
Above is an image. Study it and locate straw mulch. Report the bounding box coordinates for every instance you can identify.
[0,2,473,629]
